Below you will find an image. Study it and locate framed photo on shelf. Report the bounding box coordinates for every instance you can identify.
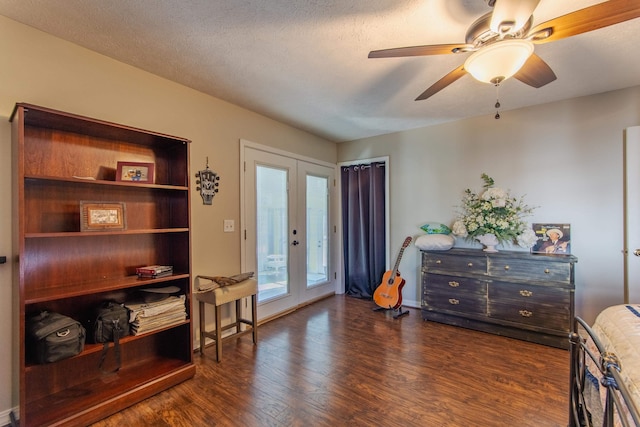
[531,223,571,255]
[80,202,126,231]
[116,161,155,183]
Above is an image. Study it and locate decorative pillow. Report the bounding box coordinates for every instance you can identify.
[414,234,455,251]
[420,222,452,235]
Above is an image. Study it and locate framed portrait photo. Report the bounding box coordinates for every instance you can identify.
[80,202,126,231]
[531,223,571,255]
[116,161,155,183]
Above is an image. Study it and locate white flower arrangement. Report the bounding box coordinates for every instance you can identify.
[452,174,536,248]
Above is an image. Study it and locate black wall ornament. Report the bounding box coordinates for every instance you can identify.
[195,157,220,205]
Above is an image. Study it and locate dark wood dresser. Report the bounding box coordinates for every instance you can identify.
[421,248,577,349]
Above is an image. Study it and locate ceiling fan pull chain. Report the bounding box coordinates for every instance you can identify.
[494,82,501,119]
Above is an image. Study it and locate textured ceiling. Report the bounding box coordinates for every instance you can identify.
[1,0,639,142]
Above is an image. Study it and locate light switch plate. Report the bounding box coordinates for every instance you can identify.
[223,219,234,232]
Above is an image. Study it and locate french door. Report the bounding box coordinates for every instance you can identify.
[242,143,335,320]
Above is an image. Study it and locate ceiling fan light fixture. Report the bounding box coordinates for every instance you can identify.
[464,39,534,84]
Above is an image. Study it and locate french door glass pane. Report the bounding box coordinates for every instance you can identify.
[257,165,289,301]
[306,175,328,287]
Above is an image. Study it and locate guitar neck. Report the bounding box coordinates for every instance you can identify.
[390,247,406,278]
[387,237,411,284]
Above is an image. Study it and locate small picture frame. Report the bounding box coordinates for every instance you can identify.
[80,202,126,231]
[116,161,155,183]
[531,223,571,255]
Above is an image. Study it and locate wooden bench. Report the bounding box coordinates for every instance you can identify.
[195,276,258,362]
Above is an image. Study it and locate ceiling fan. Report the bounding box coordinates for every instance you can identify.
[369,0,640,101]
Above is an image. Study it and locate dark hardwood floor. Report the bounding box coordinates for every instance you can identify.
[90,295,570,427]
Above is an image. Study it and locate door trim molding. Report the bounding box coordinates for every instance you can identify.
[240,139,336,169]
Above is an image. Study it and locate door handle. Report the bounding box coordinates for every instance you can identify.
[634,249,640,257]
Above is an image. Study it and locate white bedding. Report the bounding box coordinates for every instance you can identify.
[586,304,640,425]
[592,304,640,406]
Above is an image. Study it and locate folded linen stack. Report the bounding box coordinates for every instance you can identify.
[125,295,187,335]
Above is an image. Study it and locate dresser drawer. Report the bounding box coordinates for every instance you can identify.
[488,300,570,331]
[423,252,486,275]
[425,273,487,296]
[488,281,570,306]
[488,257,572,283]
[424,291,487,316]
[423,274,487,315]
[488,281,570,330]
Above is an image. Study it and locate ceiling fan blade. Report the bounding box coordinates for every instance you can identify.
[415,64,467,101]
[369,44,472,58]
[513,53,557,88]
[530,0,640,44]
[490,0,541,34]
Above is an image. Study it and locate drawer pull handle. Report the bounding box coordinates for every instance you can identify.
[448,298,460,305]
[519,309,533,318]
[436,260,442,264]
[519,290,533,297]
[448,281,460,287]
[504,265,510,271]
[467,262,473,267]
[544,269,550,274]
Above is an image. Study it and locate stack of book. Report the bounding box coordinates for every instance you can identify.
[125,294,186,335]
[136,265,173,278]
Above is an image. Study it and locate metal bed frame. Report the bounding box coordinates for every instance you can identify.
[569,316,640,427]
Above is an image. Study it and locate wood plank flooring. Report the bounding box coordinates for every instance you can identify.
[90,295,570,427]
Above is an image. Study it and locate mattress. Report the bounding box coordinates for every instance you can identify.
[592,305,640,406]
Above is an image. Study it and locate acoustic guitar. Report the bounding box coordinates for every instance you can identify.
[373,236,412,309]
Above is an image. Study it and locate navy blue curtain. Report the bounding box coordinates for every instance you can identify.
[341,162,386,299]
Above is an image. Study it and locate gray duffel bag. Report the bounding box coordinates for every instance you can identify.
[26,311,86,364]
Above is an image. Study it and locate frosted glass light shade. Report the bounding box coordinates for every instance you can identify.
[464,40,534,84]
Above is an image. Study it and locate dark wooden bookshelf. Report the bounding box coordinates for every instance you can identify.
[11,103,195,426]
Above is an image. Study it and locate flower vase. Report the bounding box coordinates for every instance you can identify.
[476,233,499,252]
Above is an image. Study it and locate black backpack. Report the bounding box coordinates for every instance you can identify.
[88,301,130,372]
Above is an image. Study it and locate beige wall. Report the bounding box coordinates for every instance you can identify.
[0,15,337,421]
[339,85,640,325]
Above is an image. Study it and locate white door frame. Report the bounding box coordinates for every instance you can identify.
[624,126,640,303]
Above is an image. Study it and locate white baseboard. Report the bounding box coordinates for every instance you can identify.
[0,406,19,426]
[403,298,420,309]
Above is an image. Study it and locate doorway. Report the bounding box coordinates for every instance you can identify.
[339,158,389,298]
[624,126,640,303]
[241,141,336,320]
